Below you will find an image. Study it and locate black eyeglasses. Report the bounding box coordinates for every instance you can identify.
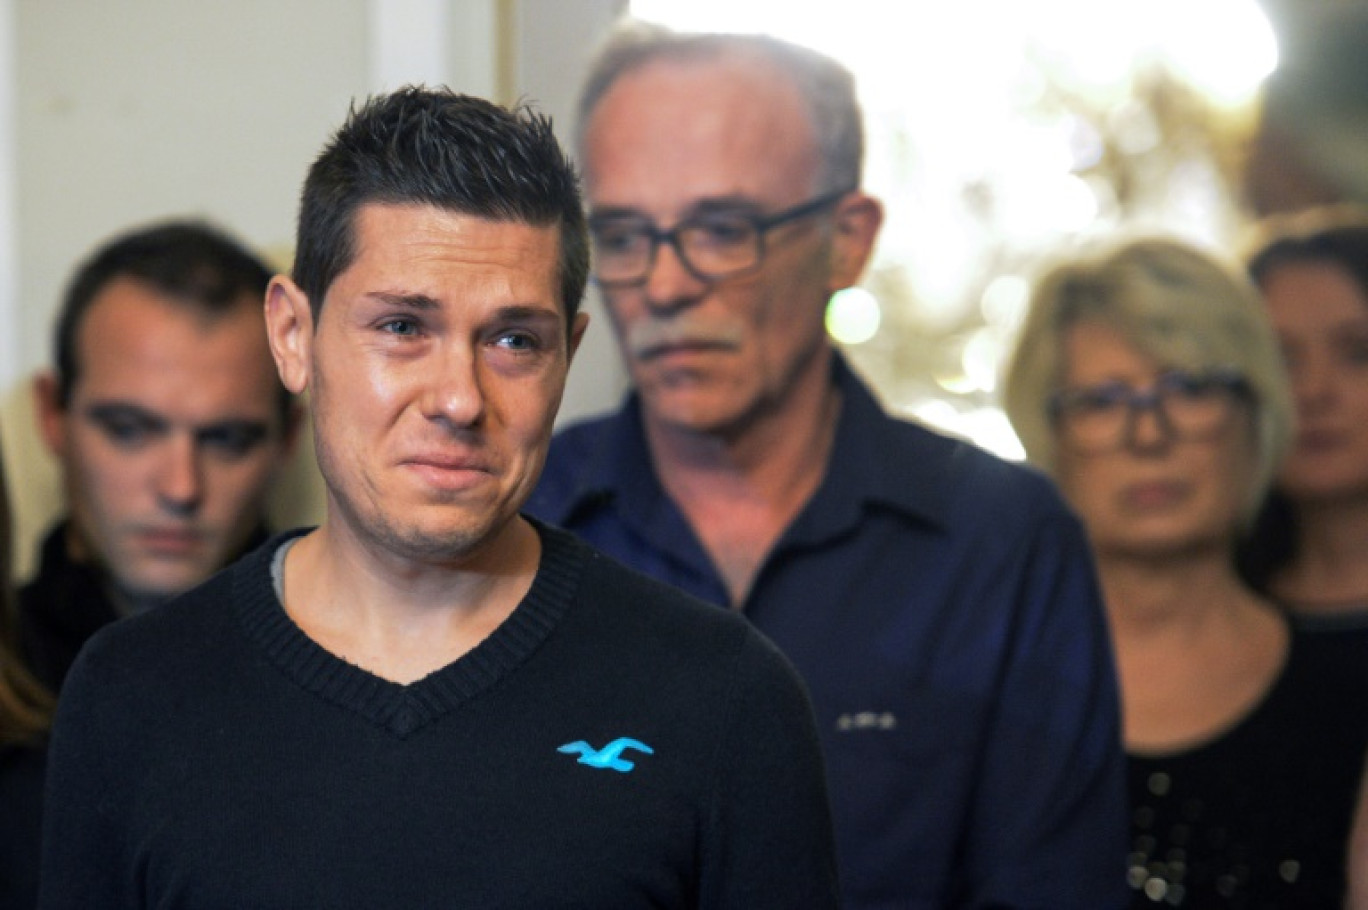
[1048,368,1252,455]
[587,187,854,288]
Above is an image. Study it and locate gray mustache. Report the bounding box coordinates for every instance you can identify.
[625,319,745,358]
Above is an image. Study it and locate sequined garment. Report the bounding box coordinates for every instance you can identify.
[1126,627,1368,908]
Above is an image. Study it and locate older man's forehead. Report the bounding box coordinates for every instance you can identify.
[581,52,821,211]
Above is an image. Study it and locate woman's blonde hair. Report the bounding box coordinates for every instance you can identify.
[0,435,52,746]
[1003,235,1294,522]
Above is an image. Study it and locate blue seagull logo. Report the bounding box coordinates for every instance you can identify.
[558,737,654,773]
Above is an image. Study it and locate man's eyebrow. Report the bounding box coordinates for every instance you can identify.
[587,205,651,223]
[590,195,762,223]
[493,303,561,322]
[688,195,763,216]
[83,402,167,427]
[194,420,271,443]
[364,291,442,310]
[365,294,560,323]
[196,418,271,433]
[84,402,273,437]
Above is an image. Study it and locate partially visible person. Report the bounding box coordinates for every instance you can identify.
[0,433,55,910]
[1351,764,1368,910]
[1238,207,1368,632]
[39,87,839,908]
[1005,235,1368,908]
[528,20,1127,909]
[18,220,300,691]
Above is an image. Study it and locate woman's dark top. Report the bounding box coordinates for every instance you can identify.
[1126,629,1368,908]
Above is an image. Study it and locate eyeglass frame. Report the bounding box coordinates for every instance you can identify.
[586,185,856,288]
[1047,367,1254,455]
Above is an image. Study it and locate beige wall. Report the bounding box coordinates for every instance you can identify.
[1,0,627,580]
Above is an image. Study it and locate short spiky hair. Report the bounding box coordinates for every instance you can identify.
[291,87,589,331]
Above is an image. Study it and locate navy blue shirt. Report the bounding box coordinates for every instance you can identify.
[528,355,1129,910]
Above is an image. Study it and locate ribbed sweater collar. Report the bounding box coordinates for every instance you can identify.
[231,521,586,739]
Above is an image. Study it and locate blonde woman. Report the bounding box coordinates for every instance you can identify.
[1005,235,1368,908]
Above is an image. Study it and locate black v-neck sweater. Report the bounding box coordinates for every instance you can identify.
[39,523,838,909]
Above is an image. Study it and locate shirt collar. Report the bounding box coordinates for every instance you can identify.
[553,352,957,537]
[789,352,951,539]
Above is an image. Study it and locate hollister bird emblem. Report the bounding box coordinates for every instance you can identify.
[558,737,654,773]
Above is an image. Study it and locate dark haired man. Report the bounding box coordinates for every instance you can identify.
[528,22,1129,909]
[40,88,838,908]
[20,220,299,692]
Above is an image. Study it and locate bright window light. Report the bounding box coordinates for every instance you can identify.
[826,288,882,345]
[628,0,1279,462]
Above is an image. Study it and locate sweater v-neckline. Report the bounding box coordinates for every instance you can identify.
[233,523,585,739]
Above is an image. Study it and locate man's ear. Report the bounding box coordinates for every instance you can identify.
[264,276,315,396]
[567,311,590,365]
[32,371,67,459]
[827,192,884,292]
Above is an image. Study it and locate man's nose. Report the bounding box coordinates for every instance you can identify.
[642,238,709,314]
[156,434,204,515]
[421,344,485,429]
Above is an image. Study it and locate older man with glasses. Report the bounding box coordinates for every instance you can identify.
[528,20,1129,910]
